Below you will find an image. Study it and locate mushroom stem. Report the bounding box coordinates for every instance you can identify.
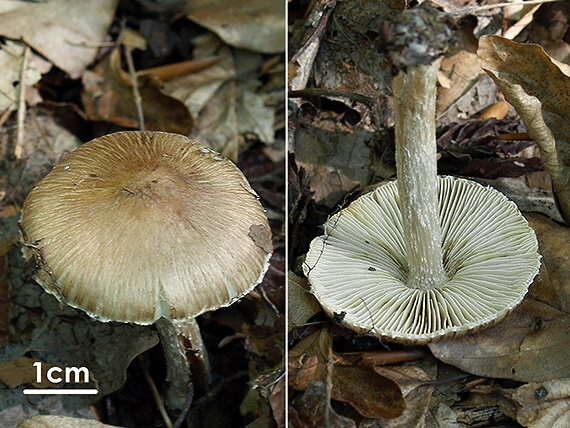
[155,317,211,410]
[393,58,448,290]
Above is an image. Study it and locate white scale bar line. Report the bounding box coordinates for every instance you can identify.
[23,389,99,395]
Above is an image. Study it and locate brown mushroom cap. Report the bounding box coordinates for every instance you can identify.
[20,131,273,324]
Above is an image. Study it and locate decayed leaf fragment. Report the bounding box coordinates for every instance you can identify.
[468,379,570,428]
[508,379,570,428]
[478,35,570,224]
[0,40,50,114]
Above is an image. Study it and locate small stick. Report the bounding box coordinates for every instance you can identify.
[124,46,145,131]
[339,348,429,365]
[15,45,30,159]
[138,56,222,82]
[139,356,173,428]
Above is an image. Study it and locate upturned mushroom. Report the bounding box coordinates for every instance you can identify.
[303,5,540,344]
[19,131,273,409]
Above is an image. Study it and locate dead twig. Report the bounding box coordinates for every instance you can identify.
[139,356,173,428]
[124,46,145,131]
[14,45,30,159]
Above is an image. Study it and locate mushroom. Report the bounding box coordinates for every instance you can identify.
[19,131,273,409]
[303,5,540,344]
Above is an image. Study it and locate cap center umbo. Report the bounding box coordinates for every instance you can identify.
[117,166,199,217]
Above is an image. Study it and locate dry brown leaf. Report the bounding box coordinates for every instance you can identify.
[186,0,285,54]
[332,364,405,419]
[0,41,51,114]
[289,328,357,427]
[478,35,570,224]
[0,0,117,78]
[437,50,485,118]
[162,36,235,118]
[190,80,239,160]
[268,376,285,428]
[0,357,64,389]
[292,125,378,208]
[362,365,434,428]
[236,87,275,145]
[81,49,194,134]
[429,213,570,381]
[429,297,570,382]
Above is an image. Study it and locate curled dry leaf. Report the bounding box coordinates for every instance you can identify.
[478,35,570,224]
[362,366,434,428]
[332,364,405,419]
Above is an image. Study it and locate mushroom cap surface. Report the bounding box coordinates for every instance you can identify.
[20,131,273,324]
[303,176,540,344]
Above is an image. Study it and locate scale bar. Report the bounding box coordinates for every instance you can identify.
[23,389,99,395]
